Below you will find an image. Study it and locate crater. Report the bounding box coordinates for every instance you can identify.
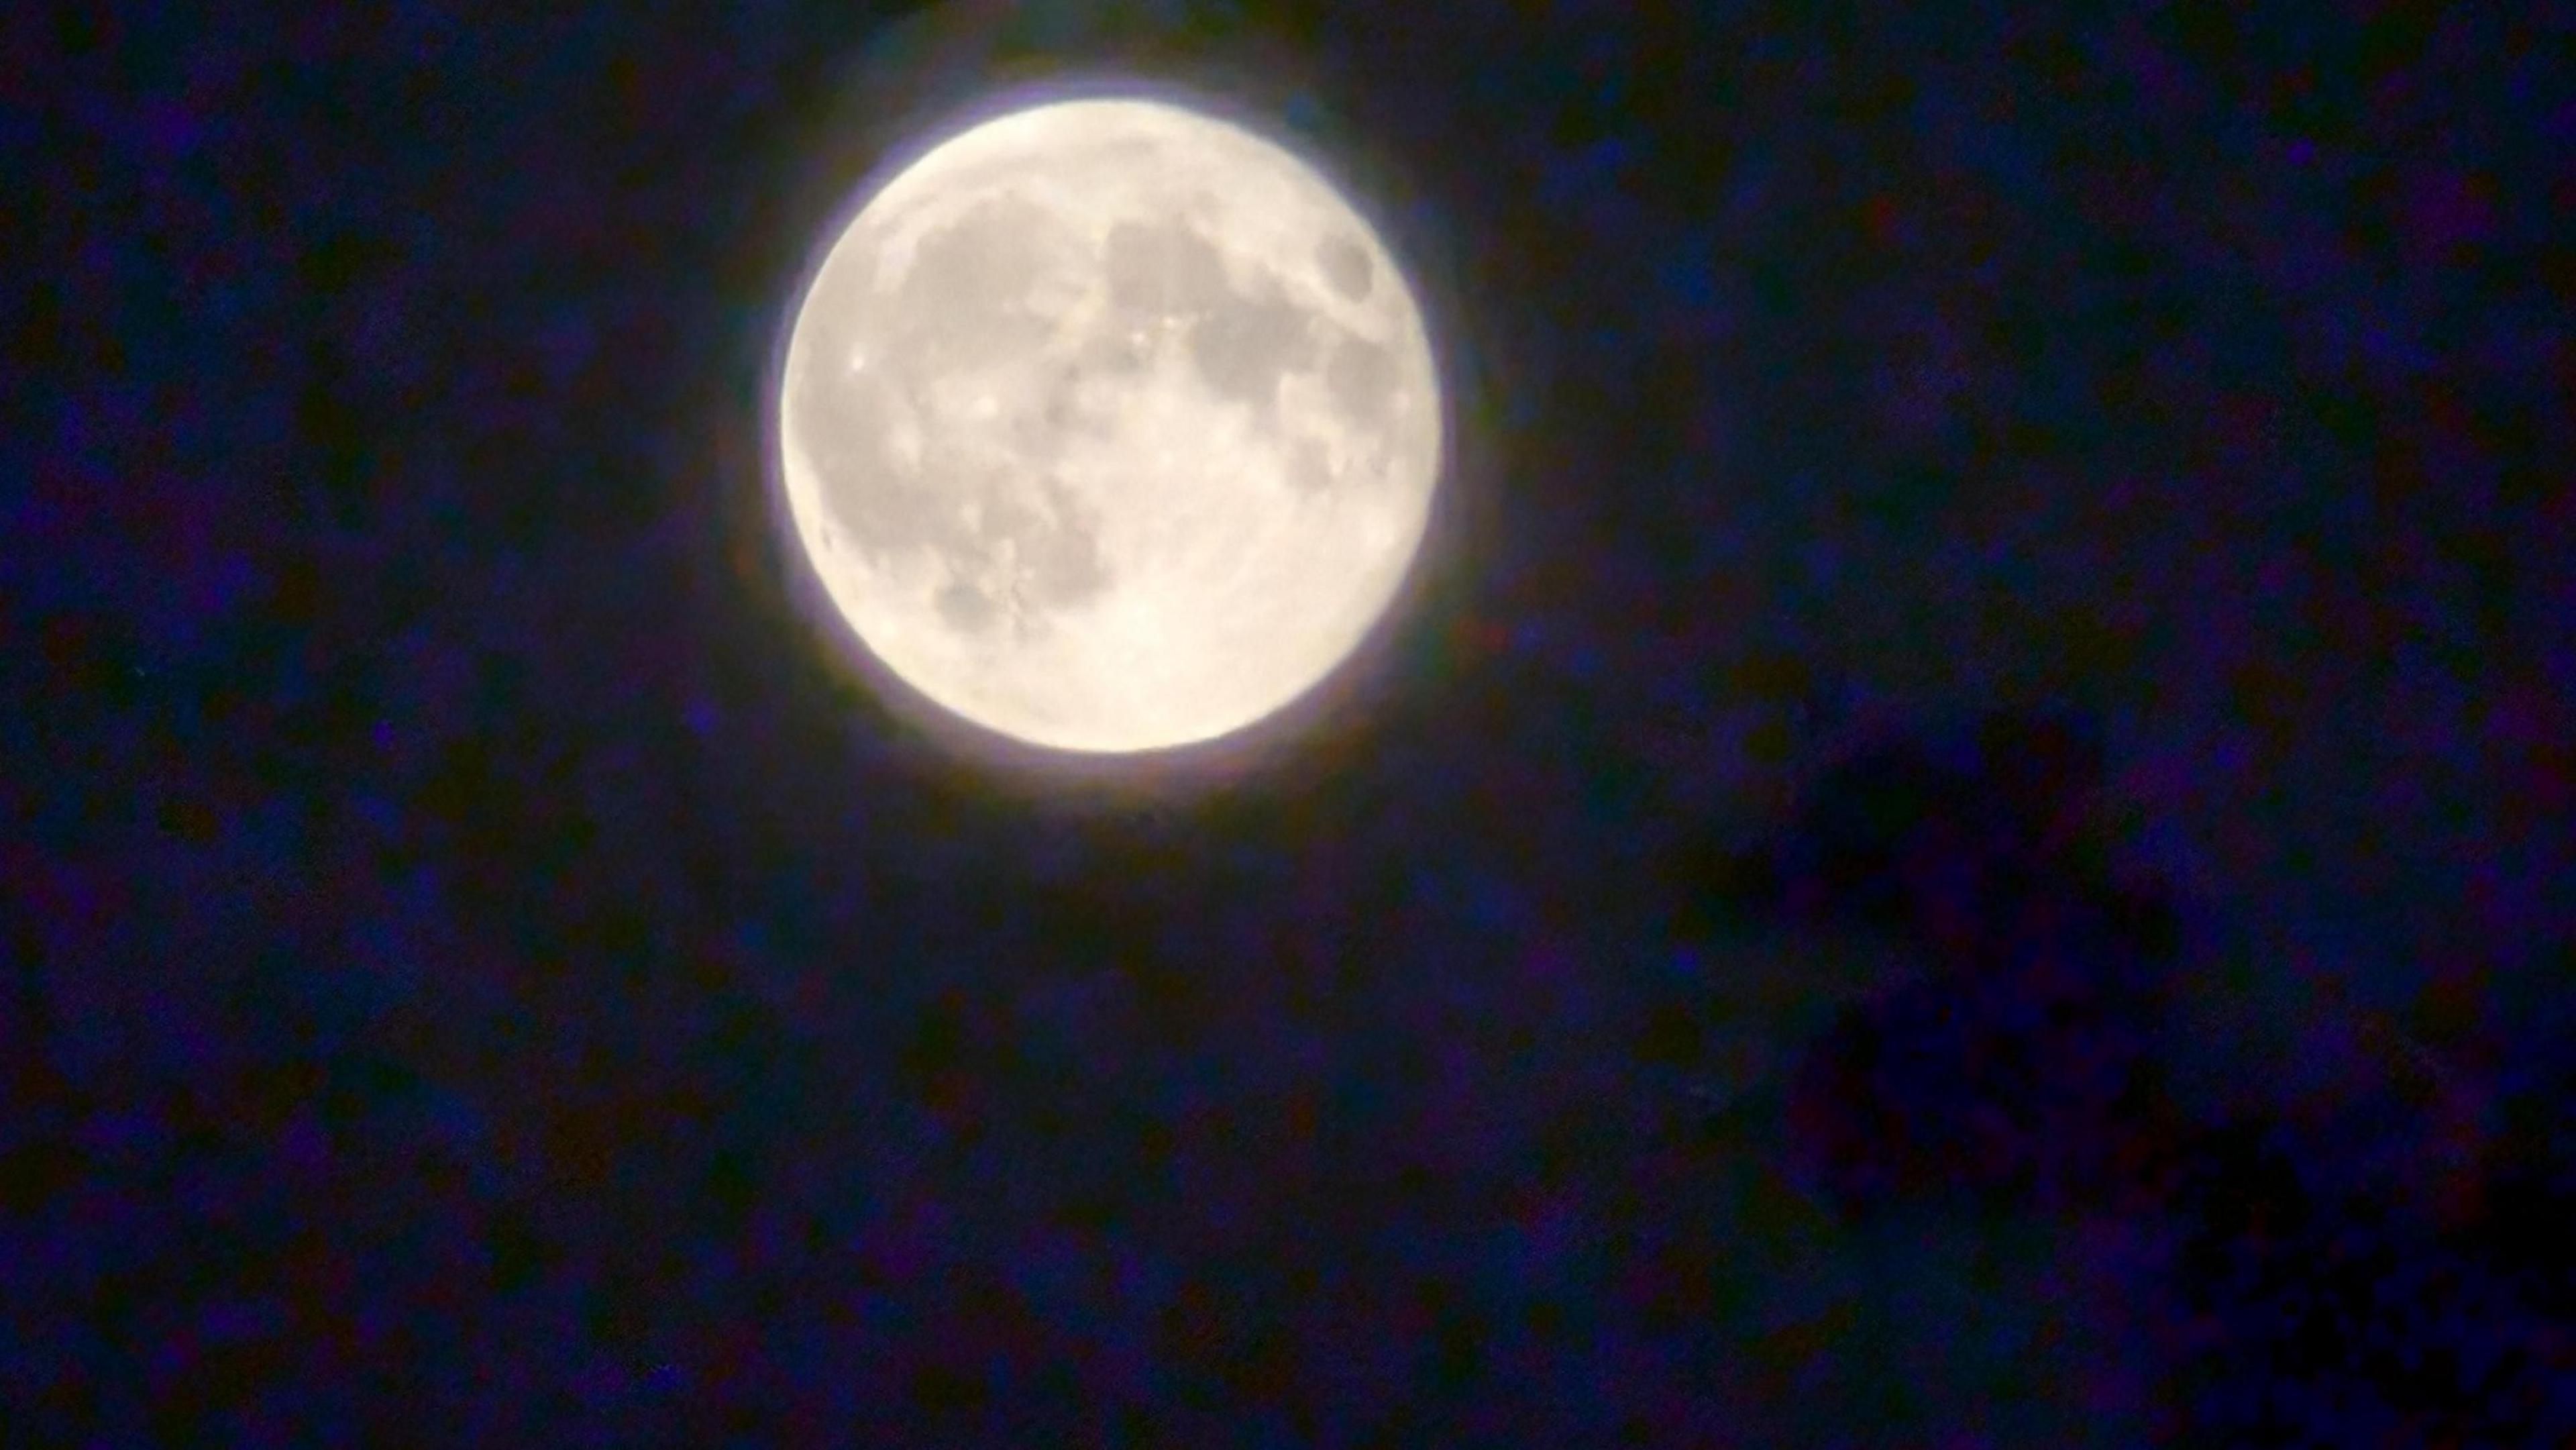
[1031,374,1085,440]
[934,578,1000,633]
[1315,232,1373,302]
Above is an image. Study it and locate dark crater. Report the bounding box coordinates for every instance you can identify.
[934,579,1000,633]
[1314,231,1373,302]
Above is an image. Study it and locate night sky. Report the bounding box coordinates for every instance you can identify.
[13,1,2575,1444]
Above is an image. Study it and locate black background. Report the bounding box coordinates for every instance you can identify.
[11,1,2574,1443]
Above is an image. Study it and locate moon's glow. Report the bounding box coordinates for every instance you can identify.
[779,95,1442,756]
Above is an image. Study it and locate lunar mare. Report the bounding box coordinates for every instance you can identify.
[780,95,1442,755]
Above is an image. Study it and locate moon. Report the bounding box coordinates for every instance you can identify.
[776,93,1443,757]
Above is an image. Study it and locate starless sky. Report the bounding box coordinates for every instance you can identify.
[14,0,2571,1440]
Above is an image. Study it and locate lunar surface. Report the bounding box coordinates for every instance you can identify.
[777,94,1443,755]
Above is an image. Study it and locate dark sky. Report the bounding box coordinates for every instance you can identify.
[12,1,2573,1443]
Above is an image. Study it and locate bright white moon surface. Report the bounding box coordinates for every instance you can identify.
[777,94,1444,756]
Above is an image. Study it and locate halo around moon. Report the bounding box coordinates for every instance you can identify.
[775,91,1444,758]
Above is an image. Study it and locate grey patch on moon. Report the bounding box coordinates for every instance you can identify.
[842,451,957,561]
[1015,480,1112,609]
[1188,287,1320,409]
[879,194,1063,370]
[918,474,1116,643]
[934,578,1001,633]
[1028,375,1087,442]
[1020,345,1138,448]
[1324,334,1399,431]
[1314,233,1373,301]
[792,372,886,491]
[1103,219,1230,319]
[788,248,879,397]
[1284,434,1339,495]
[798,244,1121,621]
[1069,327,1152,382]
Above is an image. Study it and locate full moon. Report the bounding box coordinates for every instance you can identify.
[777,93,1443,756]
